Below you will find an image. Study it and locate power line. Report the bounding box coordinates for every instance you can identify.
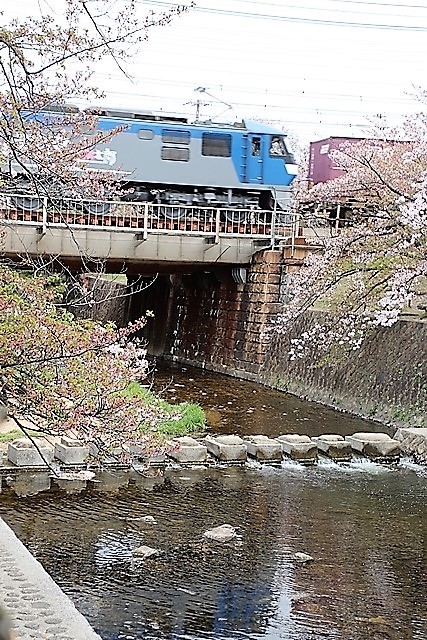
[94,72,419,105]
[99,88,411,120]
[140,0,427,30]
[226,0,427,19]
[325,0,427,8]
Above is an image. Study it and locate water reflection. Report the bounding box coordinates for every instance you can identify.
[150,363,387,438]
[0,366,426,640]
[1,461,426,640]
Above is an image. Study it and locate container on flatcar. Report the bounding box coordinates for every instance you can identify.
[308,136,363,185]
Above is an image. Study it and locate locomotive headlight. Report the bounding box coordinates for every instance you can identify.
[285,163,298,175]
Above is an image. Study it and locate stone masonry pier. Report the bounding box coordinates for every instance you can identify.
[125,245,427,429]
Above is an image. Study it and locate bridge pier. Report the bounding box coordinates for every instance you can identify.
[132,249,287,379]
[58,237,427,431]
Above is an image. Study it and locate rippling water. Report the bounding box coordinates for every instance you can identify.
[1,366,427,640]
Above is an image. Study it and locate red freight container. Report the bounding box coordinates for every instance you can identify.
[308,137,363,185]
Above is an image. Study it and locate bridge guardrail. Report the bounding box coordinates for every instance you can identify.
[0,193,296,243]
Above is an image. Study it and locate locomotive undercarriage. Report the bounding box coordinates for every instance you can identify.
[122,183,273,221]
[3,174,274,221]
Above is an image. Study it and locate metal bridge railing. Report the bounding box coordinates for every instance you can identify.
[0,193,297,244]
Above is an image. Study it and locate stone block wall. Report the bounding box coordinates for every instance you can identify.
[164,250,284,376]
[83,247,427,428]
[261,313,427,427]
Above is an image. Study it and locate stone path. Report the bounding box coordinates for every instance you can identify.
[0,517,101,640]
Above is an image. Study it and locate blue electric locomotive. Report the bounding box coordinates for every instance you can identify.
[3,107,297,215]
[81,109,297,211]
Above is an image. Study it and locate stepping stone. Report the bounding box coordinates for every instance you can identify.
[276,434,317,465]
[204,435,247,462]
[394,427,427,464]
[7,439,54,467]
[243,435,282,463]
[6,472,51,497]
[345,432,400,461]
[312,434,352,462]
[54,436,89,465]
[167,436,207,464]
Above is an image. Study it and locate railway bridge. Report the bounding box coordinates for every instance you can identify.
[0,192,334,380]
[0,193,302,274]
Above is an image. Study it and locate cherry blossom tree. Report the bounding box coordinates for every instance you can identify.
[0,266,172,462]
[275,98,427,358]
[0,0,189,198]
[0,1,191,459]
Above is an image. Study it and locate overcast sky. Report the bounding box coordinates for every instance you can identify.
[8,0,427,145]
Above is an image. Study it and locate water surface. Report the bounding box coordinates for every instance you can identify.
[1,366,426,640]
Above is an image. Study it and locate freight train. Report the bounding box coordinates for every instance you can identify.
[4,107,298,216]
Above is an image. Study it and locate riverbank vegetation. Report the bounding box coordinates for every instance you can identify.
[126,382,206,436]
[0,267,204,459]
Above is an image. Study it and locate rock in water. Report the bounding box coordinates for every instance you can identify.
[141,515,157,524]
[293,552,314,563]
[134,545,159,559]
[203,524,237,542]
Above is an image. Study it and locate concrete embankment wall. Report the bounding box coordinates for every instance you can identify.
[262,315,427,427]
[92,249,427,428]
[0,516,101,639]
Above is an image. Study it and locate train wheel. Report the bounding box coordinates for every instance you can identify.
[11,196,43,212]
[83,201,111,215]
[161,206,186,221]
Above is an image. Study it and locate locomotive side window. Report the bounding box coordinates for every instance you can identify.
[161,147,190,162]
[252,137,261,156]
[162,129,190,144]
[201,133,231,157]
[270,136,287,156]
[138,129,154,140]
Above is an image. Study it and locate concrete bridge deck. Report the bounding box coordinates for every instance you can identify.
[0,193,297,272]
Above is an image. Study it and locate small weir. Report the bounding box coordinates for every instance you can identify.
[0,430,409,498]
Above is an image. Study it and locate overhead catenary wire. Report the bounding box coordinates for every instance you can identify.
[214,0,427,19]
[93,72,420,105]
[140,0,427,30]
[5,0,425,142]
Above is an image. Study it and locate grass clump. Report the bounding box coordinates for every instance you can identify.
[0,429,41,443]
[125,382,206,437]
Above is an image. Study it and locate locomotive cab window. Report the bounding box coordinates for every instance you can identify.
[269,135,295,162]
[202,133,231,157]
[252,137,261,156]
[269,136,288,156]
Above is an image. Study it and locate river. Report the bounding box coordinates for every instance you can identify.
[0,364,426,640]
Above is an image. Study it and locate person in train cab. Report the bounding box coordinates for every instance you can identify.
[270,136,283,155]
[252,138,260,156]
